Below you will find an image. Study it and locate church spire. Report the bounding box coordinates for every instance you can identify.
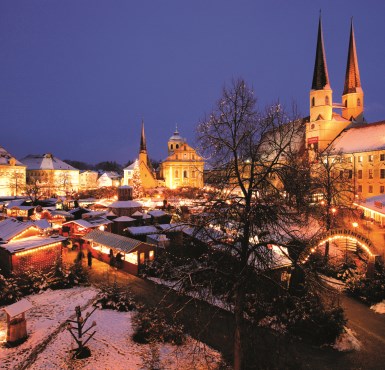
[343,19,361,95]
[311,15,330,90]
[140,119,146,153]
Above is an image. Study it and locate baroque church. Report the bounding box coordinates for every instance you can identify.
[123,121,204,190]
[307,17,385,201]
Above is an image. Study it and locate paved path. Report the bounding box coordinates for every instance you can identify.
[64,250,385,369]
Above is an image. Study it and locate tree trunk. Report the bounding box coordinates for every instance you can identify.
[233,279,244,370]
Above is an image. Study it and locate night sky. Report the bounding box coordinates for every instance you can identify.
[1,1,385,165]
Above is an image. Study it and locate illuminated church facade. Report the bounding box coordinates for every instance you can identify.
[307,17,385,201]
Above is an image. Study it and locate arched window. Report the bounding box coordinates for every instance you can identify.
[357,98,361,107]
[176,144,179,149]
[325,96,330,105]
[170,144,173,150]
[311,97,315,107]
[344,100,347,108]
[183,170,188,178]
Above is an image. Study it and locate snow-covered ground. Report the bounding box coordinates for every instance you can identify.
[0,288,223,370]
[370,300,385,314]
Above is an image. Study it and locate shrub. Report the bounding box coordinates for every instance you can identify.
[132,308,186,345]
[345,266,385,305]
[95,282,136,312]
[0,273,22,306]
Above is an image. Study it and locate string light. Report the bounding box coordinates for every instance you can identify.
[15,241,62,257]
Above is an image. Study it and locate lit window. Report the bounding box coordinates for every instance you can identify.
[368,155,374,162]
[149,250,154,261]
[358,156,363,163]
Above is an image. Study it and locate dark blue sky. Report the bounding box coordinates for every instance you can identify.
[1,1,385,164]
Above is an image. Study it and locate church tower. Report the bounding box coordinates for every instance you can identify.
[139,120,150,169]
[341,20,364,123]
[309,16,333,123]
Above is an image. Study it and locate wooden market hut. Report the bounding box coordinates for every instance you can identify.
[82,229,156,275]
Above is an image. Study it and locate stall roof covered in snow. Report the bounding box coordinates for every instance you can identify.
[330,121,385,154]
[148,210,167,217]
[20,153,78,170]
[0,218,41,243]
[108,200,142,209]
[113,216,135,222]
[354,194,385,216]
[83,229,144,253]
[125,226,158,236]
[63,217,112,229]
[3,298,33,317]
[1,235,66,253]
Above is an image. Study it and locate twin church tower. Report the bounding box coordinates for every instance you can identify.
[306,17,364,153]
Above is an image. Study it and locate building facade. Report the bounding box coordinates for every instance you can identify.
[21,153,79,196]
[159,128,204,189]
[0,146,26,197]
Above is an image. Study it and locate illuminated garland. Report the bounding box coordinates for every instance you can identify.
[15,241,62,257]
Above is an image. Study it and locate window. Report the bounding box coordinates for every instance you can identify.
[381,169,385,179]
[311,97,315,107]
[339,170,344,178]
[325,96,330,105]
[348,170,353,179]
[368,155,374,162]
[183,170,188,178]
[176,144,179,149]
[358,156,363,163]
[369,169,374,179]
[369,185,373,193]
[381,154,385,161]
[139,253,145,264]
[347,157,353,163]
[344,100,347,108]
[175,170,179,178]
[358,185,362,193]
[149,250,154,261]
[381,186,385,194]
[184,146,186,150]
[358,170,362,179]
[357,98,361,107]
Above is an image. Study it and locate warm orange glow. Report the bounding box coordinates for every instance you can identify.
[352,222,359,228]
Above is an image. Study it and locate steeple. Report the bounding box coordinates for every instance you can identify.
[343,20,361,95]
[342,19,364,122]
[311,15,330,90]
[140,119,146,153]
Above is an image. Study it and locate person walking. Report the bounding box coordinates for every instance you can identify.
[87,250,93,268]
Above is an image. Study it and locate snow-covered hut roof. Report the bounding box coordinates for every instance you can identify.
[2,298,32,317]
[83,229,142,253]
[108,200,142,209]
[329,121,385,154]
[20,153,78,170]
[125,226,158,236]
[2,235,66,254]
[113,216,135,222]
[63,217,112,229]
[148,210,167,218]
[0,218,40,243]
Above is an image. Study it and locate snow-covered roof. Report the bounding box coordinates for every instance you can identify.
[3,298,33,317]
[63,217,112,229]
[32,219,51,229]
[123,160,138,171]
[354,194,385,216]
[2,235,66,253]
[330,121,385,154]
[0,218,40,242]
[125,226,158,235]
[108,200,142,209]
[99,171,121,179]
[0,146,24,166]
[131,211,143,216]
[6,199,27,208]
[83,229,143,253]
[157,223,186,232]
[20,153,78,170]
[113,216,135,222]
[148,210,167,217]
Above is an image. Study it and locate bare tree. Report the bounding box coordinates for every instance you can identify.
[196,79,309,370]
[310,149,355,260]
